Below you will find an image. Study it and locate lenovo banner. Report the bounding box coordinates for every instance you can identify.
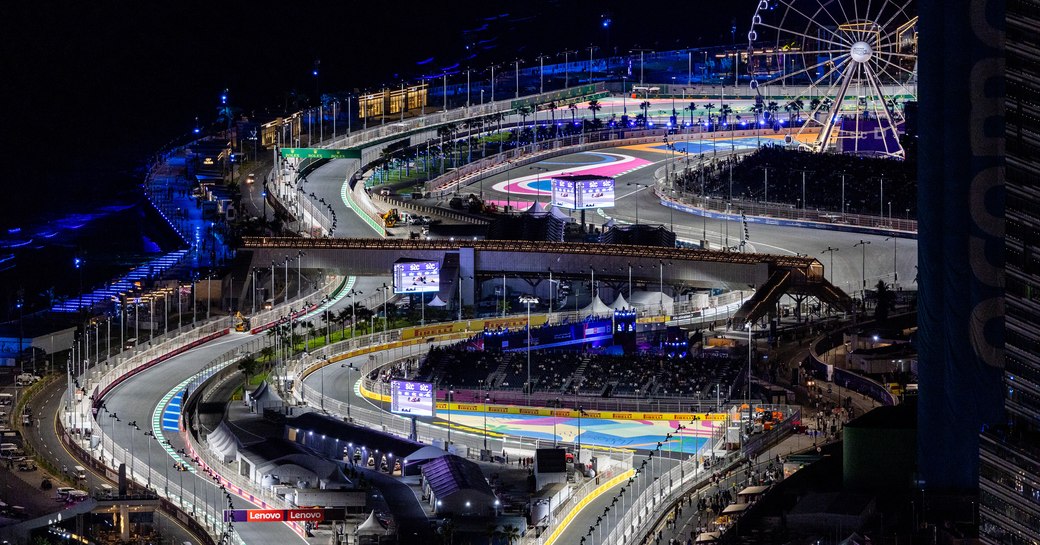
[224,508,329,523]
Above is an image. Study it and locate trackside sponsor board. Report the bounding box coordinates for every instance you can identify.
[224,509,326,523]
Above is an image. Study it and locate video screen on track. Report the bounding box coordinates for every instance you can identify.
[550,177,615,209]
[390,380,435,417]
[393,261,440,294]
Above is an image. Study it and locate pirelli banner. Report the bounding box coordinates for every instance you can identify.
[223,508,344,523]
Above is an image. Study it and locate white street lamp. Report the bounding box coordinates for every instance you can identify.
[519,295,540,405]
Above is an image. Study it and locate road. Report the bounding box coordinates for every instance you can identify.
[93,333,307,545]
[453,142,918,297]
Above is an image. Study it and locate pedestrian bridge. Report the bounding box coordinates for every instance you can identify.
[239,237,854,321]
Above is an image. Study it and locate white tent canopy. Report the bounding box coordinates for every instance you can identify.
[609,294,630,310]
[524,200,547,215]
[427,295,448,307]
[629,291,674,314]
[547,206,573,222]
[580,296,612,316]
[355,511,388,536]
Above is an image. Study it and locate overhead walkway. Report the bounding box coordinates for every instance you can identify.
[731,266,855,325]
[240,238,851,308]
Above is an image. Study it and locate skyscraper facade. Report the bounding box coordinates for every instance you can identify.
[978,1,1040,543]
[917,0,1006,497]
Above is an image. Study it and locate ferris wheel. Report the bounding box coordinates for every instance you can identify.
[747,0,917,158]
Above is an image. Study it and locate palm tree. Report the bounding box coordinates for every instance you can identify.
[718,104,733,126]
[874,280,896,322]
[751,102,764,127]
[766,101,780,125]
[587,99,602,121]
[547,102,558,125]
[809,98,822,121]
[517,106,533,131]
[704,102,716,128]
[485,525,503,545]
[568,103,578,124]
[639,101,651,125]
[258,346,275,366]
[238,354,259,382]
[503,525,521,545]
[687,101,697,126]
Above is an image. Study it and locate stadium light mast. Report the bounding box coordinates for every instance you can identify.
[520,295,540,406]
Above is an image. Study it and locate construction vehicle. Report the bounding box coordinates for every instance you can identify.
[234,312,250,332]
[381,209,401,228]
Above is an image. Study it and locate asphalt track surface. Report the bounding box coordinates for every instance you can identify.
[74,128,915,545]
[452,141,918,296]
[99,333,306,545]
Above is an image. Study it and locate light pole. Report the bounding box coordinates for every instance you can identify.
[853,240,871,297]
[297,250,305,300]
[348,289,362,339]
[144,430,154,489]
[319,355,326,411]
[821,247,839,284]
[745,322,753,442]
[483,393,490,451]
[447,388,454,448]
[381,283,389,339]
[885,237,898,287]
[341,363,354,419]
[626,182,649,225]
[519,295,539,405]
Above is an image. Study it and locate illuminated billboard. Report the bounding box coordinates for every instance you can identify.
[393,261,440,294]
[390,380,435,417]
[550,175,615,210]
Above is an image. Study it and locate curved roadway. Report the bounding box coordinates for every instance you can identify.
[100,332,306,545]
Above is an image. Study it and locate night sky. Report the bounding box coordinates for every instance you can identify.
[3,2,748,219]
[0,1,749,313]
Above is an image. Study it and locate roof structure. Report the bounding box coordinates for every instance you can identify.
[420,455,494,499]
[287,413,426,459]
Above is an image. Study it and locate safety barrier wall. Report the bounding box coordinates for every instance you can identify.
[807,327,899,407]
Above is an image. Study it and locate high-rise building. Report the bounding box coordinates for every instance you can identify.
[978,1,1040,543]
[917,0,1005,500]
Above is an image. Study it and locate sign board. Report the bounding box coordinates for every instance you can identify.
[279,148,361,160]
[390,380,435,417]
[550,178,578,209]
[392,261,440,294]
[224,508,333,523]
[550,177,615,210]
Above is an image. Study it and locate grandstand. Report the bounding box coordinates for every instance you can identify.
[413,340,746,404]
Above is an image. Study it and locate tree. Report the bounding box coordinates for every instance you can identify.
[639,101,651,125]
[766,101,781,126]
[718,104,733,126]
[485,525,503,545]
[874,280,896,323]
[237,354,259,382]
[547,102,558,125]
[516,106,532,130]
[751,102,764,127]
[258,346,275,365]
[503,525,521,545]
[587,99,602,121]
[704,102,716,127]
[809,98,822,121]
[568,103,578,124]
[686,101,697,126]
